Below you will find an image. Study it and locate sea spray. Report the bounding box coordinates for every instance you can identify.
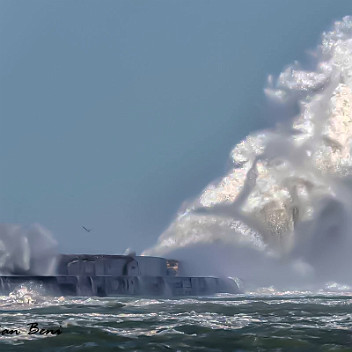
[0,223,57,275]
[144,16,352,289]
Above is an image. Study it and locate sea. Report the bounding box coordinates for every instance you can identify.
[2,14,352,352]
[0,286,352,351]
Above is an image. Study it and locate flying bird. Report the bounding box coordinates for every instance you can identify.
[82,226,92,233]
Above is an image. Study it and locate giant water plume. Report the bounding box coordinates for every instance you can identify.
[144,16,352,289]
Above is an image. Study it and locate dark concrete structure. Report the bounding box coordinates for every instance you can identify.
[0,254,241,297]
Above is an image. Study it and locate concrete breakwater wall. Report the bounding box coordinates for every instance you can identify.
[0,275,239,296]
[0,255,240,296]
[56,254,175,277]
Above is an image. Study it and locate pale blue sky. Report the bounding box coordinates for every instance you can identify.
[0,0,350,254]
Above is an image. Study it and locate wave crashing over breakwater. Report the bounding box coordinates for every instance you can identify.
[144,17,352,289]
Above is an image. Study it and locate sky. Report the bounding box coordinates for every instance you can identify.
[0,0,351,254]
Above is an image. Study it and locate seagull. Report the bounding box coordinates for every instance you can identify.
[82,226,92,233]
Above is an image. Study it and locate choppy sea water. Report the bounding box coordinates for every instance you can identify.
[1,287,352,351]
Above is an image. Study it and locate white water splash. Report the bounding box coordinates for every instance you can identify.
[144,16,352,288]
[0,223,57,275]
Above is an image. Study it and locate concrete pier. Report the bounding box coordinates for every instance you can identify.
[0,254,241,296]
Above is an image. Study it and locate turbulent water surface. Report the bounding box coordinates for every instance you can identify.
[1,286,352,351]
